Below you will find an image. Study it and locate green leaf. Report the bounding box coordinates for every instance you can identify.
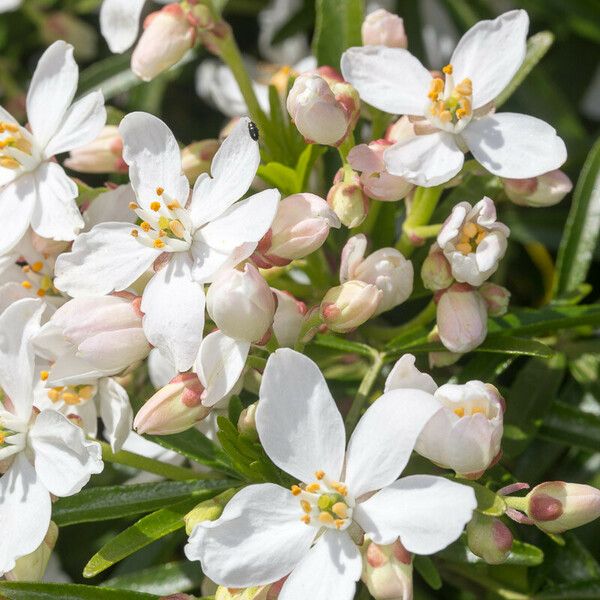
[83,498,198,578]
[0,582,159,599]
[534,580,600,599]
[312,0,364,67]
[52,479,234,526]
[257,162,298,196]
[495,31,555,107]
[456,480,506,517]
[553,137,600,297]
[313,334,376,358]
[414,555,442,590]
[539,402,600,452]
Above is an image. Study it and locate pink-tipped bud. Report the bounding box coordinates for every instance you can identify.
[361,540,413,600]
[134,373,209,435]
[421,247,454,291]
[427,328,463,368]
[238,402,258,441]
[272,289,307,348]
[254,193,340,267]
[321,280,382,333]
[132,4,196,82]
[287,73,360,147]
[362,9,408,48]
[206,264,276,343]
[503,170,573,208]
[436,284,487,353]
[327,175,370,228]
[479,283,510,317]
[466,513,513,565]
[526,482,600,534]
[5,521,58,582]
[64,125,126,174]
[181,139,220,183]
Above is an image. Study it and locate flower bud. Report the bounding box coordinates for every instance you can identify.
[436,284,487,353]
[427,328,462,368]
[466,513,513,565]
[132,4,196,82]
[254,194,340,267]
[320,280,382,333]
[340,234,413,314]
[502,170,572,208]
[327,176,370,228]
[215,581,283,600]
[416,380,504,478]
[421,247,454,291]
[384,353,438,395]
[185,489,237,535]
[34,294,150,381]
[361,540,413,600]
[286,73,360,146]
[206,265,276,343]
[479,283,510,317]
[238,402,258,441]
[134,373,210,435]
[272,289,307,348]
[5,521,58,582]
[42,12,98,61]
[64,125,126,174]
[181,139,220,183]
[526,482,600,534]
[362,9,408,48]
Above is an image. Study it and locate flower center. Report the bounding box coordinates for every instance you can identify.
[20,260,59,298]
[0,121,34,170]
[427,64,472,132]
[129,187,192,252]
[291,470,353,530]
[43,375,96,406]
[454,221,487,255]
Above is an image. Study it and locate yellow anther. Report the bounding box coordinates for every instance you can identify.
[300,500,311,513]
[318,512,335,525]
[455,78,472,96]
[40,371,49,381]
[156,187,164,196]
[153,239,166,249]
[301,514,311,524]
[332,502,348,519]
[439,110,452,123]
[472,406,485,415]
[306,483,321,493]
[332,483,348,496]
[462,222,478,238]
[158,216,170,230]
[0,157,19,169]
[21,280,32,289]
[22,265,30,273]
[39,276,52,291]
[456,108,467,119]
[47,389,61,402]
[30,261,43,273]
[315,470,325,480]
[291,485,302,496]
[62,392,80,405]
[476,231,487,244]
[454,407,465,417]
[36,289,46,297]
[455,242,472,255]
[79,386,95,400]
[169,220,185,238]
[150,201,161,212]
[167,201,181,210]
[141,222,151,232]
[335,519,345,529]
[130,229,139,238]
[0,432,4,445]
[128,202,139,210]
[442,64,453,75]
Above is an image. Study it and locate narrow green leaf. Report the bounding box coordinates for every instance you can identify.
[414,555,442,590]
[539,402,600,452]
[553,137,600,297]
[0,582,158,600]
[313,334,376,358]
[534,580,600,599]
[257,162,298,195]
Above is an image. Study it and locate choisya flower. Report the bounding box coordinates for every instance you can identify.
[0,41,106,255]
[54,114,279,371]
[341,10,567,187]
[0,299,103,575]
[185,349,476,599]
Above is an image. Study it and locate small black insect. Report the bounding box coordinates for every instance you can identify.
[248,120,259,141]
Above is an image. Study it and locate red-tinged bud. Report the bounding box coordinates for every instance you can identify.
[181,139,220,183]
[479,283,510,316]
[327,176,370,228]
[321,280,382,333]
[64,125,126,174]
[503,170,572,208]
[362,9,408,48]
[361,540,413,599]
[421,247,454,291]
[467,513,513,565]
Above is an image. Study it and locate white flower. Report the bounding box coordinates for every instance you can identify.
[0,299,103,575]
[54,114,279,371]
[437,197,509,287]
[341,10,567,186]
[0,41,106,255]
[185,349,476,598]
[0,0,21,13]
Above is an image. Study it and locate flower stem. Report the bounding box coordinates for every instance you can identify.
[366,300,436,344]
[338,133,356,163]
[504,495,529,512]
[345,351,384,437]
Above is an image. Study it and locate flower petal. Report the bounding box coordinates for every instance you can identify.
[384,132,464,187]
[354,475,477,552]
[184,483,314,587]
[141,253,205,372]
[83,184,137,231]
[195,331,249,408]
[0,176,35,256]
[27,41,78,148]
[148,348,177,389]
[98,377,133,452]
[0,454,51,576]
[344,389,440,498]
[0,298,44,420]
[256,349,346,484]
[54,222,161,296]
[462,113,567,178]
[119,112,189,211]
[451,10,529,109]
[384,354,438,395]
[100,0,146,53]
[29,409,103,497]
[280,530,361,600]
[341,46,431,116]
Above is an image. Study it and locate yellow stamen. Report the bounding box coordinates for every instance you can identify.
[40,371,49,381]
[128,202,139,210]
[141,222,151,232]
[454,407,465,417]
[47,389,61,402]
[335,519,345,529]
[291,485,302,496]
[130,229,139,238]
[21,281,32,289]
[315,470,325,480]
[150,201,161,212]
[30,261,43,273]
[169,220,185,238]
[22,265,30,273]
[332,502,348,519]
[301,514,311,524]
[306,483,321,493]
[167,201,180,210]
[79,386,95,400]
[472,407,485,415]
[318,512,335,525]
[62,392,80,405]
[442,64,453,75]
[462,222,478,238]
[153,239,166,249]
[36,289,46,297]
[300,500,311,513]
[455,242,472,255]
[0,432,5,444]
[332,483,348,496]
[156,187,164,196]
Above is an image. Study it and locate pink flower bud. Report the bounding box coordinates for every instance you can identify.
[286,73,359,146]
[5,521,58,582]
[421,247,454,291]
[272,289,307,348]
[436,283,487,353]
[416,380,504,477]
[526,482,600,533]
[181,139,220,183]
[385,115,417,145]
[427,328,462,368]
[503,170,572,208]
[320,280,382,333]
[340,234,413,314]
[361,540,413,600]
[466,513,513,565]
[237,402,258,441]
[64,125,126,174]
[327,176,370,228]
[362,9,408,48]
[30,231,70,257]
[134,373,210,435]
[254,193,340,267]
[206,265,276,343]
[42,12,98,61]
[132,4,196,82]
[479,283,510,316]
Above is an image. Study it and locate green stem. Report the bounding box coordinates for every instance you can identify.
[367,300,436,344]
[100,441,212,481]
[370,106,391,140]
[504,495,529,512]
[355,199,382,237]
[345,352,384,436]
[338,133,356,163]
